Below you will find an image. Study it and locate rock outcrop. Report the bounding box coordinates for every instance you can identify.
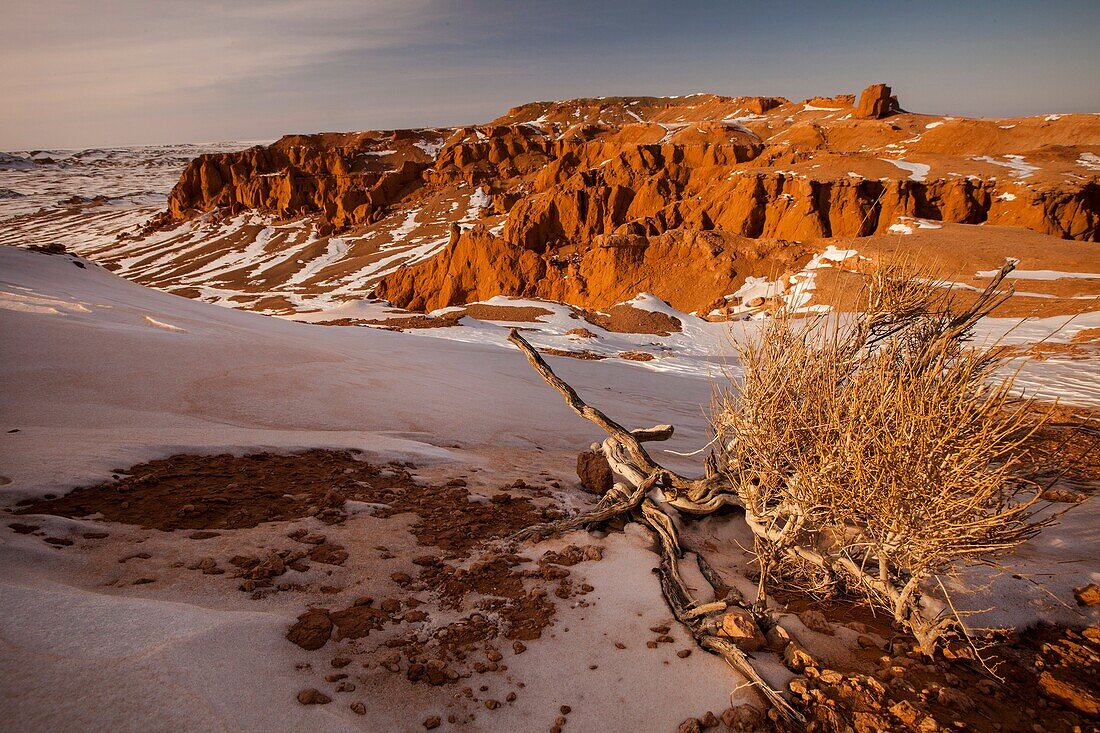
[373,227,807,313]
[163,131,441,230]
[854,83,900,119]
[153,85,1100,312]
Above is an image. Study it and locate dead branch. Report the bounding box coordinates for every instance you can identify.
[506,328,799,721]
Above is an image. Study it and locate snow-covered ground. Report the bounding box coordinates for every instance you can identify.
[0,146,504,314]
[2,247,1097,731]
[0,248,741,731]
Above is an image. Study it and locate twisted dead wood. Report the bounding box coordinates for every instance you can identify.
[506,328,802,723]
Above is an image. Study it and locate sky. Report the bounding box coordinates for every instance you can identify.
[2,0,1098,150]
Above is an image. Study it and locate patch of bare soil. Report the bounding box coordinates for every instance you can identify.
[578,303,682,335]
[317,313,465,329]
[460,304,553,323]
[286,543,604,700]
[1018,404,1100,501]
[617,351,656,362]
[665,538,1100,733]
[772,624,1100,733]
[540,347,607,360]
[20,448,605,717]
[16,449,412,529]
[676,598,1100,733]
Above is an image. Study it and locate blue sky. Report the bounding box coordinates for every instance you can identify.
[2,0,1098,149]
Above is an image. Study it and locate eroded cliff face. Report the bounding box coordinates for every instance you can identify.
[373,227,808,314]
[164,131,442,231]
[158,85,1100,313]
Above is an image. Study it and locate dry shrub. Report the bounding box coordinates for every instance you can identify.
[713,261,1053,654]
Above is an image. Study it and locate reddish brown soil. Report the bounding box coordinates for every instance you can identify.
[1023,405,1100,497]
[460,304,553,323]
[15,449,412,530]
[617,351,656,362]
[18,448,594,710]
[357,313,464,329]
[579,303,682,335]
[768,624,1100,733]
[539,347,607,360]
[376,484,559,558]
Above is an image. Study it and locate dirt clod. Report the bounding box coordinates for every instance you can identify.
[296,688,331,705]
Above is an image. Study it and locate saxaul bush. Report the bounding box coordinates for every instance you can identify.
[505,259,1056,720]
[713,262,1052,654]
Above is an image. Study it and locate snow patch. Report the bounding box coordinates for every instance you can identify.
[879,159,930,182]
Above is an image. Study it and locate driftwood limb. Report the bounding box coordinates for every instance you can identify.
[511,472,660,543]
[508,328,666,477]
[635,500,804,724]
[506,328,800,722]
[507,329,741,509]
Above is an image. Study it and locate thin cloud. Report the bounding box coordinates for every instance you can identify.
[1,0,1098,149]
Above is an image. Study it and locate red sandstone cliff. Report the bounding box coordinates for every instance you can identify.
[158,85,1100,312]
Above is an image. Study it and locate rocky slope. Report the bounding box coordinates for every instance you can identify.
[151,84,1100,314]
[7,85,1097,316]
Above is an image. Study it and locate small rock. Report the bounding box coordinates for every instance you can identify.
[1073,583,1100,606]
[797,609,834,635]
[1039,670,1099,715]
[286,608,333,650]
[975,679,997,695]
[937,686,975,712]
[889,700,923,727]
[350,702,366,715]
[576,450,613,494]
[513,641,527,654]
[765,624,791,651]
[676,649,692,658]
[676,718,702,733]
[297,688,331,705]
[783,640,816,672]
[717,609,765,651]
[700,711,720,728]
[721,704,764,730]
[423,715,441,729]
[858,634,882,649]
[309,544,349,566]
